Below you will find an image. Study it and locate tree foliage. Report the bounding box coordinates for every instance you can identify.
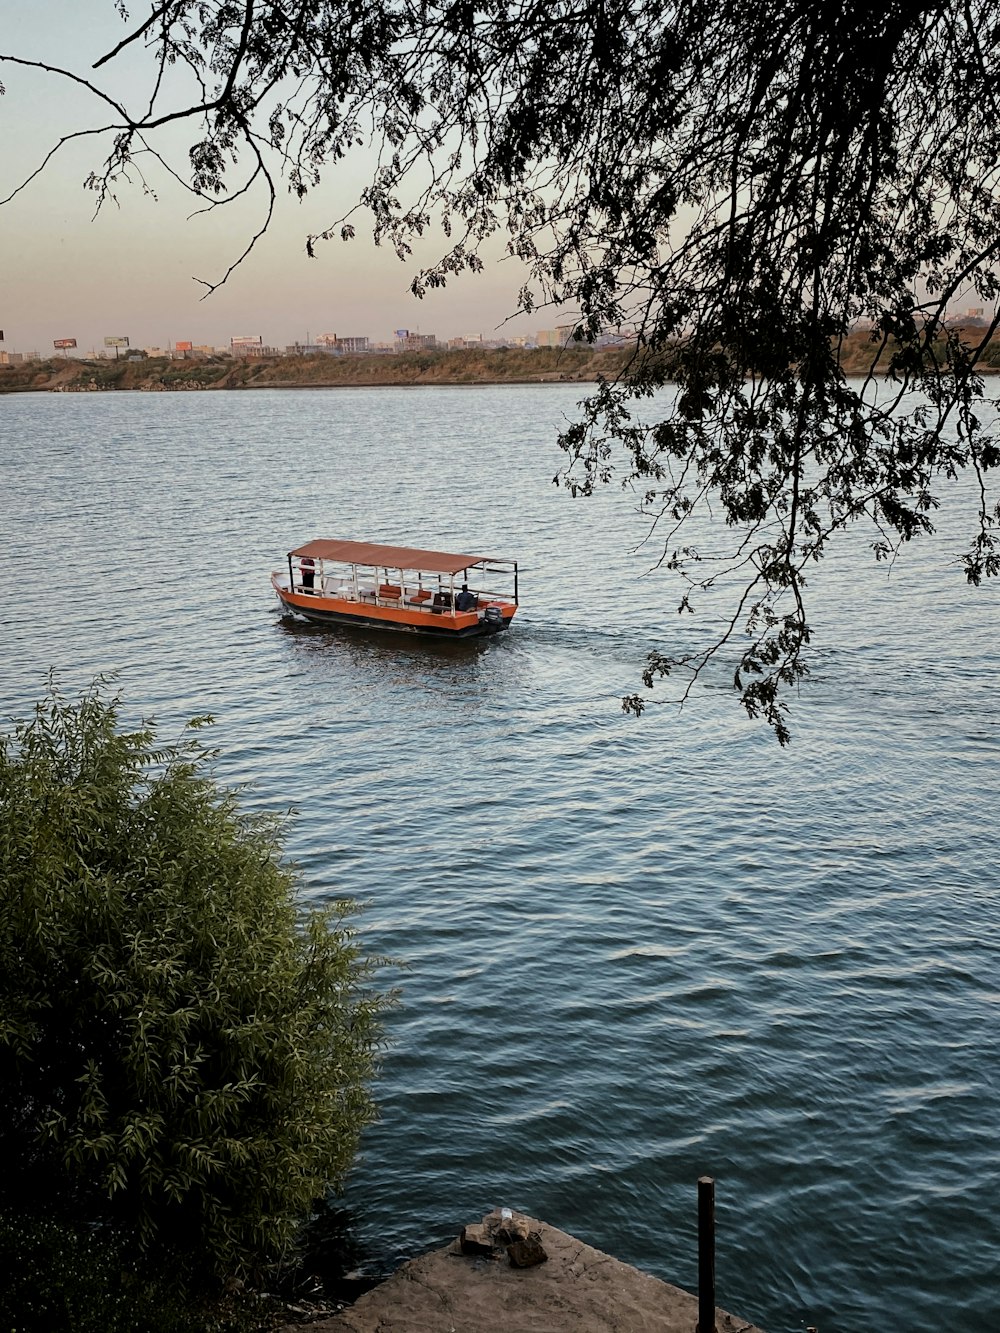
[0,680,387,1280]
[4,3,1000,737]
[0,1210,225,1333]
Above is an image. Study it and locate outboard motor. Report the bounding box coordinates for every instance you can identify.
[484,605,504,630]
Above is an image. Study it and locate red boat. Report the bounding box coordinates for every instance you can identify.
[271,538,519,637]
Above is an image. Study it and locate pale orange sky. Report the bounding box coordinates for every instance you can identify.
[1,4,549,355]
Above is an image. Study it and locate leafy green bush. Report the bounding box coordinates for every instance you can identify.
[161,363,230,385]
[0,1212,201,1333]
[0,681,388,1283]
[75,363,128,388]
[0,1208,291,1332]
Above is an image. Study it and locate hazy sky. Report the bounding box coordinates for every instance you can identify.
[1,4,547,355]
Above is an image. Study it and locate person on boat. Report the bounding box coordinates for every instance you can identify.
[455,583,477,611]
[301,557,316,590]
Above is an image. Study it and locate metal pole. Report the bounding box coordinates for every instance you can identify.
[697,1175,716,1333]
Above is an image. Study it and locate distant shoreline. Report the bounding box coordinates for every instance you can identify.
[2,332,998,395]
[238,377,592,389]
[0,347,628,396]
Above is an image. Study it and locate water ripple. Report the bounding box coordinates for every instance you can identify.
[1,387,999,1331]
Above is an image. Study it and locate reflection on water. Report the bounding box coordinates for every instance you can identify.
[275,611,494,665]
[1,386,998,1333]
[272,609,523,714]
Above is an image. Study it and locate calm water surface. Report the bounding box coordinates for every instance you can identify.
[1,386,998,1332]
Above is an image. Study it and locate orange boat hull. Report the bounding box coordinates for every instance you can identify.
[272,576,516,637]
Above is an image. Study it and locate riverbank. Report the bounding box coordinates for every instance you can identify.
[278,1209,767,1333]
[3,326,997,395]
[0,346,629,395]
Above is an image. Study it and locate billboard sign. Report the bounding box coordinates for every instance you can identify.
[53,338,77,350]
[231,335,262,347]
[104,336,129,348]
[175,341,193,352]
[395,329,409,339]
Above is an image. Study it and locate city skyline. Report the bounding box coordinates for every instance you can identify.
[4,324,578,363]
[1,4,550,358]
[2,315,554,362]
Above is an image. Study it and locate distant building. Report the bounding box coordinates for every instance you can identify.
[230,335,274,358]
[944,307,988,329]
[536,324,579,348]
[395,331,438,351]
[0,351,25,365]
[536,324,634,349]
[592,331,636,348]
[447,334,531,350]
[335,335,370,354]
[288,335,371,355]
[168,345,214,359]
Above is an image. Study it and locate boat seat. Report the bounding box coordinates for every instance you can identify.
[407,589,432,606]
[378,583,402,602]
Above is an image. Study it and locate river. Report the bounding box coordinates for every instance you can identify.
[1,385,998,1332]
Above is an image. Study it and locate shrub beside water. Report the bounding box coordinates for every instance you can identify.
[0,1212,201,1333]
[0,681,389,1317]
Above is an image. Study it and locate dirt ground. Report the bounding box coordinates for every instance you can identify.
[279,1210,767,1333]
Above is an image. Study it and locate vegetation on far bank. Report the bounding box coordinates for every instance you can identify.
[3,328,999,397]
[0,345,629,394]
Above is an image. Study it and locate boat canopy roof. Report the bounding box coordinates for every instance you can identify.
[289,538,511,576]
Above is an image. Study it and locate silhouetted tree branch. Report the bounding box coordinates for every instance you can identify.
[3,0,999,739]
